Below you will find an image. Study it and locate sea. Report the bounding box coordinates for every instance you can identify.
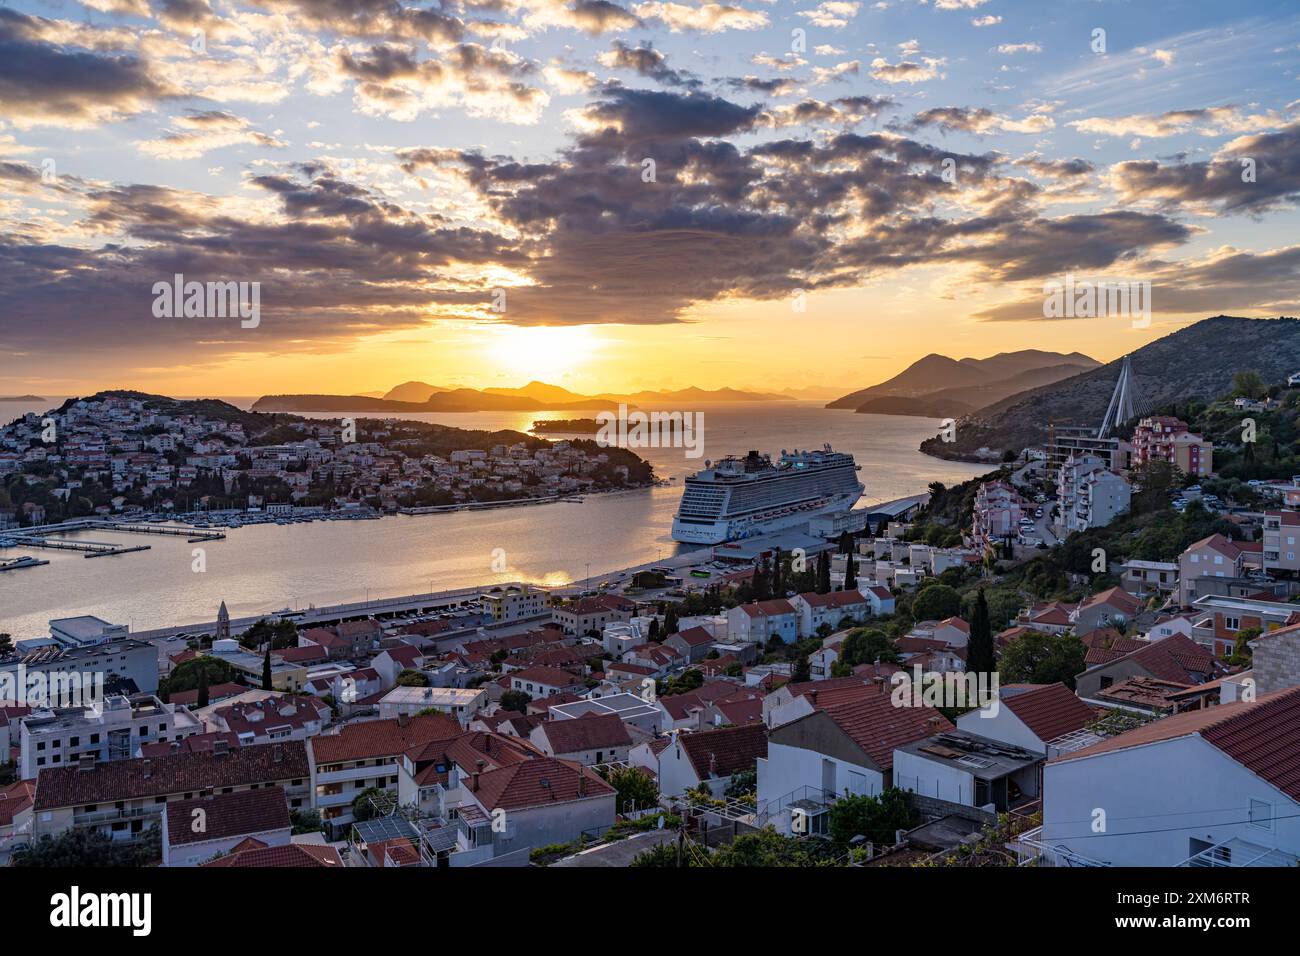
[0,398,985,636]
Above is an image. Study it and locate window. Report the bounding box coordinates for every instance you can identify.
[1224,617,1240,631]
[1249,799,1272,830]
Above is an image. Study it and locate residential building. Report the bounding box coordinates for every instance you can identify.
[1072,587,1142,634]
[1073,634,1221,701]
[893,729,1042,812]
[207,696,330,746]
[1178,534,1247,607]
[757,692,950,835]
[1038,687,1300,867]
[1189,593,1300,657]
[481,584,551,623]
[658,723,769,798]
[161,786,292,867]
[726,599,799,645]
[0,639,159,698]
[1131,416,1213,476]
[528,714,632,766]
[791,589,870,637]
[19,694,203,779]
[454,757,616,861]
[308,714,462,834]
[378,686,486,725]
[551,594,634,636]
[972,480,1023,548]
[1118,559,1179,598]
[957,682,1096,756]
[1263,510,1300,575]
[1254,622,1300,694]
[509,665,587,699]
[30,740,311,841]
[1056,454,1131,534]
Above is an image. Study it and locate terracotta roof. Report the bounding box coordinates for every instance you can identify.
[1078,586,1141,616]
[202,842,343,867]
[138,731,242,758]
[819,693,951,770]
[382,646,422,668]
[310,714,461,764]
[537,714,632,754]
[1001,682,1095,743]
[510,665,585,688]
[713,697,763,726]
[165,786,291,847]
[167,682,246,707]
[1054,687,1300,801]
[671,626,715,647]
[799,590,868,609]
[676,723,768,779]
[1185,533,1242,560]
[276,645,328,664]
[738,599,796,618]
[0,779,35,828]
[467,757,614,811]
[1103,633,1219,684]
[938,617,970,633]
[34,741,310,811]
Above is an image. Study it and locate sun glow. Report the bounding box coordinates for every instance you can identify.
[488,325,599,382]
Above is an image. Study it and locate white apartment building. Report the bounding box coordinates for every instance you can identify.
[19,694,203,778]
[480,584,551,623]
[1056,454,1131,534]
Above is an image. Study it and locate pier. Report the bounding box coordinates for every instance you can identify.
[0,517,225,560]
[4,535,151,558]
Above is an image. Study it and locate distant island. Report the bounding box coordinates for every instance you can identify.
[253,380,788,413]
[0,395,45,402]
[0,390,655,525]
[531,418,603,434]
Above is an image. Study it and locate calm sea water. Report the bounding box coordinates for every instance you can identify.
[0,399,983,636]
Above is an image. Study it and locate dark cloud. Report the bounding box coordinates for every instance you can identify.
[1110,122,1300,213]
[600,40,699,88]
[0,9,177,128]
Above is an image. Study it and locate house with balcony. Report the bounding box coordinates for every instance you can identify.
[1074,634,1222,702]
[791,589,870,638]
[30,740,310,842]
[1031,687,1300,867]
[1056,455,1131,534]
[757,691,950,836]
[1118,559,1179,598]
[452,757,616,863]
[893,729,1042,812]
[956,682,1096,757]
[1263,510,1300,576]
[1188,594,1300,658]
[308,713,461,835]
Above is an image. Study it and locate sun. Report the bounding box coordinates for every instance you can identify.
[488,326,599,382]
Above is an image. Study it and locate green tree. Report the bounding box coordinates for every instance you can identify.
[843,551,857,590]
[396,668,430,687]
[838,627,898,668]
[792,653,811,683]
[966,588,995,677]
[605,766,659,814]
[816,550,831,594]
[261,647,273,690]
[1230,369,1265,400]
[197,662,209,708]
[997,631,1087,688]
[912,583,960,621]
[351,786,387,822]
[500,689,532,713]
[827,789,917,846]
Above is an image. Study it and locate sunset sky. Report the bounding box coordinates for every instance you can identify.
[1,0,1298,398]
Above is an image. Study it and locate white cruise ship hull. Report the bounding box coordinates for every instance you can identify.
[671,489,862,545]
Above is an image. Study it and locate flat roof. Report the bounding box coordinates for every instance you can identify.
[550,693,661,721]
[896,730,1041,779]
[380,686,484,705]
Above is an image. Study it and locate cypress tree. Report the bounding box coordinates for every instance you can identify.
[197,662,209,708]
[771,547,784,597]
[843,551,857,590]
[817,550,831,594]
[967,588,995,677]
[262,647,273,690]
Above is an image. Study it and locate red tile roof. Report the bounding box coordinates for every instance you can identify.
[202,842,343,867]
[1104,633,1219,684]
[138,731,242,758]
[168,682,246,707]
[510,665,585,688]
[467,757,614,811]
[819,693,951,770]
[276,645,328,664]
[676,723,768,779]
[1002,682,1095,743]
[165,786,291,847]
[738,599,796,618]
[1055,686,1300,801]
[34,741,310,811]
[0,779,35,828]
[537,714,632,754]
[310,714,461,764]
[671,626,715,647]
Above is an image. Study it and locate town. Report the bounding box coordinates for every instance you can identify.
[1,367,1298,872]
[0,391,655,532]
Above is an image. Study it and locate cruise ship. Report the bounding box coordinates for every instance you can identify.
[670,445,864,545]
